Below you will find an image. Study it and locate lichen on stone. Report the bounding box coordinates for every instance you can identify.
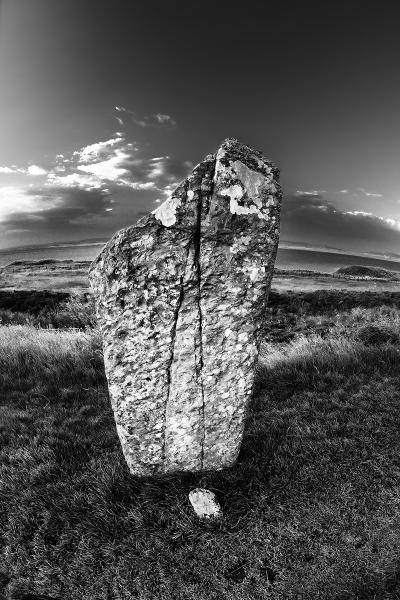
[152,195,182,227]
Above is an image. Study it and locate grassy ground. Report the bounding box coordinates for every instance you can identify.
[0,260,91,292]
[1,292,400,599]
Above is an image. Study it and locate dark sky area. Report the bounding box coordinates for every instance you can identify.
[1,0,400,254]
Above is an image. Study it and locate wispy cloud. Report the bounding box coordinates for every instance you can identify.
[282,192,400,250]
[0,165,25,174]
[0,186,56,221]
[114,106,176,128]
[301,188,384,200]
[357,187,383,198]
[295,189,327,196]
[344,209,400,228]
[0,186,113,239]
[153,113,176,126]
[0,164,47,176]
[335,187,383,199]
[46,171,105,191]
[365,192,383,198]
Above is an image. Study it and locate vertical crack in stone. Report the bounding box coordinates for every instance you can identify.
[196,162,215,469]
[160,244,191,466]
[159,162,215,471]
[194,192,205,469]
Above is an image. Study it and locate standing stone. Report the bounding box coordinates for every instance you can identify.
[89,138,281,476]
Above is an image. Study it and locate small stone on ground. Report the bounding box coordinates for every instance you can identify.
[189,488,222,519]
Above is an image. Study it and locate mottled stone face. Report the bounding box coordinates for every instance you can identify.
[89,138,281,476]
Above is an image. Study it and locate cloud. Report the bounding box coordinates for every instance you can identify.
[0,141,117,237]
[0,185,113,235]
[78,150,133,183]
[0,128,192,245]
[344,210,399,228]
[153,113,176,126]
[0,186,55,221]
[63,135,190,194]
[336,187,383,199]
[74,137,125,164]
[365,192,383,198]
[27,165,47,176]
[295,189,327,195]
[281,192,400,250]
[145,156,193,184]
[114,106,176,128]
[1,165,47,176]
[0,166,25,174]
[46,171,105,191]
[357,187,383,198]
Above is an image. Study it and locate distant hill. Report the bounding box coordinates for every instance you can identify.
[335,265,400,280]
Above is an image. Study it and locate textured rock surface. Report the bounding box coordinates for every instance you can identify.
[188,488,222,519]
[89,138,281,476]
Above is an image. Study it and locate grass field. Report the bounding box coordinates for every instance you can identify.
[0,260,91,292]
[1,291,400,599]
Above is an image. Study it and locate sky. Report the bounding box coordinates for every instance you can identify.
[1,0,400,254]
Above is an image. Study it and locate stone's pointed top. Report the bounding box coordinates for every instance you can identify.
[151,138,279,229]
[221,137,258,151]
[220,137,261,155]
[221,137,241,147]
[218,138,277,175]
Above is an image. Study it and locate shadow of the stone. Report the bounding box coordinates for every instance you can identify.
[127,340,400,521]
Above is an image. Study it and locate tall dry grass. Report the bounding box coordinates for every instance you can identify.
[0,326,103,394]
[0,293,96,329]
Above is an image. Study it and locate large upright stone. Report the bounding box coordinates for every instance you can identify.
[89,138,281,476]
